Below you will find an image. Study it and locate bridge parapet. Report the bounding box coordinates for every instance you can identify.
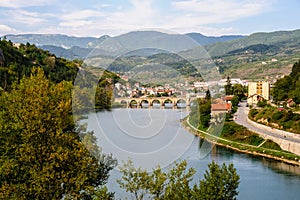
[114,96,197,108]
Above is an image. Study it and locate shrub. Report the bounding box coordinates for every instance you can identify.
[272,111,283,121]
[249,109,259,118]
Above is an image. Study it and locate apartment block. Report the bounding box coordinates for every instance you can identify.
[247,81,270,105]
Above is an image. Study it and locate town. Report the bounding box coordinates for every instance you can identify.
[113,75,277,112]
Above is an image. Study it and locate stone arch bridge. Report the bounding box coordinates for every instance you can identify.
[114,96,197,108]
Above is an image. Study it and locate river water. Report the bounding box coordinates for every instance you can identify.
[84,109,300,200]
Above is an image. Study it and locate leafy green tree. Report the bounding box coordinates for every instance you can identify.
[231,96,239,107]
[198,98,212,130]
[232,84,246,101]
[163,160,196,200]
[92,186,115,200]
[192,161,240,200]
[117,160,240,200]
[117,159,151,200]
[272,60,300,103]
[225,76,233,95]
[0,68,116,199]
[117,160,195,200]
[148,166,167,199]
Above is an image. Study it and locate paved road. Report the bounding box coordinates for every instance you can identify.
[234,102,300,143]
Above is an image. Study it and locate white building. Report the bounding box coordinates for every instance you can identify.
[247,81,270,105]
[218,78,246,86]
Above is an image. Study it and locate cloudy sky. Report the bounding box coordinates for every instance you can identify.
[0,0,299,37]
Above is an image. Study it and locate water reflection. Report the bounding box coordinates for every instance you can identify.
[214,145,300,177]
[85,110,300,200]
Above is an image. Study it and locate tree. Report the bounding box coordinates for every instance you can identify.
[117,159,151,200]
[272,60,300,103]
[163,160,196,200]
[117,160,240,200]
[225,76,233,95]
[232,84,246,101]
[231,96,239,107]
[0,68,116,199]
[117,160,195,200]
[198,98,211,130]
[192,161,240,200]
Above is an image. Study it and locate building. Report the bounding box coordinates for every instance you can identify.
[247,81,270,105]
[218,78,247,86]
[211,103,232,116]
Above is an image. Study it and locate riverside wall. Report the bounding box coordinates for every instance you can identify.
[246,118,300,156]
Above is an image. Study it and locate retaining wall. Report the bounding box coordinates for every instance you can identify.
[246,118,300,156]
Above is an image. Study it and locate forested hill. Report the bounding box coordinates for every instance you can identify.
[0,39,80,90]
[272,60,300,103]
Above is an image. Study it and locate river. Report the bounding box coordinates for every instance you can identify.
[83,109,300,200]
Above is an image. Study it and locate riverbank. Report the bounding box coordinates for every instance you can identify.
[182,117,300,166]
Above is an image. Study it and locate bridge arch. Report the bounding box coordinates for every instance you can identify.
[176,99,186,108]
[129,99,138,108]
[120,100,128,108]
[164,99,173,107]
[177,99,186,104]
[151,99,161,107]
[140,99,149,108]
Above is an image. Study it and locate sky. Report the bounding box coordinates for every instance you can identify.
[0,0,300,37]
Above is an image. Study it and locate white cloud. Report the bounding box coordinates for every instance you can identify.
[171,0,271,24]
[0,0,54,8]
[52,0,162,36]
[0,24,17,35]
[60,10,105,21]
[173,26,237,36]
[5,9,47,25]
[0,0,276,37]
[59,20,93,28]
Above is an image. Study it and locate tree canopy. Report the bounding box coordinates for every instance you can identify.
[117,160,240,200]
[273,60,300,103]
[0,68,116,199]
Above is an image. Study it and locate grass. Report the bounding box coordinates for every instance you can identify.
[184,117,300,164]
[221,121,265,146]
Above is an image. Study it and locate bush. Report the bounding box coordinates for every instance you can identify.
[257,99,267,107]
[261,140,282,151]
[249,109,259,118]
[272,111,284,121]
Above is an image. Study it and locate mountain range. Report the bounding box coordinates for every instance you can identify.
[3,31,244,59]
[3,29,300,79]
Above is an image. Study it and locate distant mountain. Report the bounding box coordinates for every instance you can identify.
[41,45,92,59]
[204,29,300,79]
[92,30,200,57]
[4,34,110,49]
[206,29,300,56]
[3,31,244,60]
[185,33,244,45]
[4,29,300,66]
[227,44,280,55]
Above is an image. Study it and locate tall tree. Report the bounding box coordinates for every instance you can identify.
[0,68,116,199]
[232,84,246,101]
[198,98,212,130]
[225,76,233,95]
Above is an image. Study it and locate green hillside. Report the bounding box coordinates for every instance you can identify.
[0,39,80,90]
[207,29,300,79]
[0,38,120,111]
[206,29,300,57]
[272,60,300,103]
